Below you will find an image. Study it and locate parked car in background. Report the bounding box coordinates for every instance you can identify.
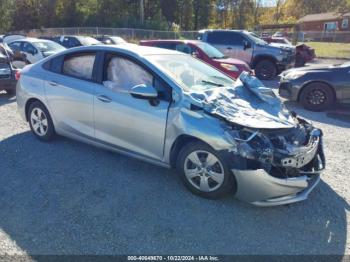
[5,37,66,68]
[273,31,288,38]
[52,35,101,48]
[0,45,18,95]
[199,29,295,80]
[262,37,316,67]
[95,35,126,45]
[279,62,350,111]
[16,44,325,206]
[140,39,251,79]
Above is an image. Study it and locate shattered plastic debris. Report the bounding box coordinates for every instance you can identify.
[186,72,295,129]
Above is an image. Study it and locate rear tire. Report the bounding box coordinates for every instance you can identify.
[254,59,277,80]
[28,101,55,141]
[176,141,236,199]
[300,82,335,111]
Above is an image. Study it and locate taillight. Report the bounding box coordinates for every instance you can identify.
[15,70,21,81]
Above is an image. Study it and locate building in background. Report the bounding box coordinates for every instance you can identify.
[298,12,350,32]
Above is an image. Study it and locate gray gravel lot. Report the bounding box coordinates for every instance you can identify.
[0,70,349,256]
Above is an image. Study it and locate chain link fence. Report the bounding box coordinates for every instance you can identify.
[258,30,350,43]
[22,27,199,42]
[19,27,350,43]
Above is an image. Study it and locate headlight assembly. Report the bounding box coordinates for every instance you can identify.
[283,71,306,80]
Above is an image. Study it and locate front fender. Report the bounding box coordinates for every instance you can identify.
[163,105,233,164]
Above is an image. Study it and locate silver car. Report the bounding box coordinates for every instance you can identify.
[16,44,325,206]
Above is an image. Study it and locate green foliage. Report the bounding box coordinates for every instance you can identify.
[2,0,349,33]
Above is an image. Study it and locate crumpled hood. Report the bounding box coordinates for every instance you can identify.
[185,72,296,129]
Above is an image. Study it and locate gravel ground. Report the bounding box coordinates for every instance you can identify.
[0,71,349,256]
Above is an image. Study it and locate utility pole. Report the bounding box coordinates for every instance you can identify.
[140,0,144,25]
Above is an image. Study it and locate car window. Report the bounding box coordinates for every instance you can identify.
[63,53,96,80]
[175,44,193,54]
[23,42,37,55]
[155,43,177,50]
[103,55,171,101]
[68,37,81,48]
[33,41,65,53]
[147,54,235,91]
[103,56,153,92]
[8,42,22,52]
[228,33,246,46]
[207,31,232,45]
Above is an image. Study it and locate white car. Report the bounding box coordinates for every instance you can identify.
[5,37,66,68]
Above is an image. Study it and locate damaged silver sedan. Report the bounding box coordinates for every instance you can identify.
[16,44,325,206]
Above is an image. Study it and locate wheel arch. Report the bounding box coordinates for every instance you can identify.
[298,80,336,102]
[251,55,277,69]
[25,98,47,121]
[169,135,209,169]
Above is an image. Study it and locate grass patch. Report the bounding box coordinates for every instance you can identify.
[304,42,350,58]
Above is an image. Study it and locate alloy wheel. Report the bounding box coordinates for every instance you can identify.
[184,150,224,192]
[30,108,48,136]
[307,89,326,105]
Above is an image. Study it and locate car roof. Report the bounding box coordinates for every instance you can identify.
[11,38,53,43]
[50,43,182,57]
[141,39,202,45]
[199,29,247,33]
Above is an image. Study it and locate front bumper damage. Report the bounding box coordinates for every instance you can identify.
[228,125,325,206]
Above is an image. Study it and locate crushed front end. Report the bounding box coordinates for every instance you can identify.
[224,116,325,206]
[183,72,325,206]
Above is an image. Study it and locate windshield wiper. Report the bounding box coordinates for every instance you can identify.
[201,80,224,87]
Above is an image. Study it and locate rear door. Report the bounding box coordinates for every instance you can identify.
[206,31,252,64]
[93,53,172,160]
[43,51,98,138]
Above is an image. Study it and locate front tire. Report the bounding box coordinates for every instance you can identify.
[28,101,55,141]
[300,82,335,111]
[176,141,235,199]
[254,60,277,80]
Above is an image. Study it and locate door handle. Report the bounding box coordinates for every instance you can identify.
[226,47,232,50]
[48,81,58,86]
[97,95,112,103]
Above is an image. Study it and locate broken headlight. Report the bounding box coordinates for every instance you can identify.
[225,128,273,163]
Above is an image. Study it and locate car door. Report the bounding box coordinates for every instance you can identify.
[93,53,171,161]
[22,42,42,63]
[206,31,230,55]
[206,31,252,64]
[8,41,27,69]
[43,51,98,138]
[229,32,253,64]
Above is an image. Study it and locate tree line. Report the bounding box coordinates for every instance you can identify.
[0,0,349,33]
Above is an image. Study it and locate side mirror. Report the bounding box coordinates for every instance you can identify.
[243,40,251,50]
[129,84,158,99]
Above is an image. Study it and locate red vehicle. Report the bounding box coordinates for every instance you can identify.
[262,37,316,67]
[140,40,251,79]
